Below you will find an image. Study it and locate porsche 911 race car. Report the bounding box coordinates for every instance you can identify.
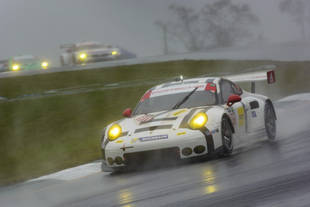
[60,41,136,66]
[100,67,277,172]
[8,55,49,71]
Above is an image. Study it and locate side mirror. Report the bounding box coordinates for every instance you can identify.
[227,94,241,107]
[122,108,132,117]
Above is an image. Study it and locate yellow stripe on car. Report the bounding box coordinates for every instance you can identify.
[173,109,187,116]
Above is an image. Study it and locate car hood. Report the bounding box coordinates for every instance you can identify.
[108,106,223,137]
[76,48,119,55]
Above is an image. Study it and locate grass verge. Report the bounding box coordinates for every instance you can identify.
[1,60,310,185]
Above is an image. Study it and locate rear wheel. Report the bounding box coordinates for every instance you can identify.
[265,101,276,141]
[220,115,234,156]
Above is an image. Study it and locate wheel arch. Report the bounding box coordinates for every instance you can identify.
[265,99,277,120]
[222,113,235,134]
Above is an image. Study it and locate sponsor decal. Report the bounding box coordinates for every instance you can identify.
[151,85,205,96]
[237,107,245,126]
[135,114,154,123]
[210,129,219,134]
[205,83,217,93]
[267,70,276,84]
[130,138,138,144]
[252,111,257,118]
[177,132,186,136]
[173,109,187,116]
[140,90,152,102]
[139,134,168,142]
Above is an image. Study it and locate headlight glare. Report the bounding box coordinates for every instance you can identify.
[189,112,208,129]
[41,61,49,69]
[12,64,20,71]
[78,52,88,61]
[108,124,122,141]
[111,50,118,55]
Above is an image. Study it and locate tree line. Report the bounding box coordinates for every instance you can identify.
[156,0,310,54]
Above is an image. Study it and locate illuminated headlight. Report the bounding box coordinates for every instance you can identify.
[78,52,88,61]
[108,124,122,141]
[41,61,49,69]
[189,112,208,129]
[12,64,20,71]
[111,50,118,56]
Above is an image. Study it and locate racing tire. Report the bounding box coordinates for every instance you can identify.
[264,101,276,141]
[220,115,234,156]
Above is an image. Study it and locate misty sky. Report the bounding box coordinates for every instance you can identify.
[0,0,302,64]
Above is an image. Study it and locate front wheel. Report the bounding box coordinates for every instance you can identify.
[220,115,234,156]
[265,101,276,141]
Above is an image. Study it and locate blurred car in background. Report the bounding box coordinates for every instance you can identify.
[0,59,8,72]
[8,55,49,71]
[60,41,136,66]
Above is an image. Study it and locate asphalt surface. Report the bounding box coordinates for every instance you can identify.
[1,97,310,207]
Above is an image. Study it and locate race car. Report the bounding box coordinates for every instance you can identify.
[100,67,277,172]
[60,41,136,66]
[8,55,49,71]
[0,59,8,72]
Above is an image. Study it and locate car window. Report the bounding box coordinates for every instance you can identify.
[221,80,235,103]
[232,83,243,95]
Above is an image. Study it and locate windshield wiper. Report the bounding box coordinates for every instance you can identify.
[172,87,198,110]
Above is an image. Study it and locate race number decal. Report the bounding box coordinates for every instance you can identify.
[237,107,245,126]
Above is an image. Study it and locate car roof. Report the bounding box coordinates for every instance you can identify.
[143,77,221,98]
[153,77,221,90]
[13,55,36,60]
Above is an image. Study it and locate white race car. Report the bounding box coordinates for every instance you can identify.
[60,41,136,66]
[100,67,277,172]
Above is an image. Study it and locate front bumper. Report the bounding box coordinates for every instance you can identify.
[76,54,119,64]
[102,128,215,169]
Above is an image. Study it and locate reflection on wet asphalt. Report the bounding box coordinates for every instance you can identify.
[1,100,310,207]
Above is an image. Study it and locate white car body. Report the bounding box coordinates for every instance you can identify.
[60,41,136,66]
[101,68,277,172]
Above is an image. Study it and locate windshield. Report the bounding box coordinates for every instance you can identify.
[76,44,107,50]
[134,90,217,115]
[12,57,38,64]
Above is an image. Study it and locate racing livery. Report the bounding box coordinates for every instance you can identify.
[100,68,277,172]
[60,41,136,66]
[8,55,49,71]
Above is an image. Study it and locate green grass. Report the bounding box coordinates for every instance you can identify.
[0,60,275,99]
[1,60,310,185]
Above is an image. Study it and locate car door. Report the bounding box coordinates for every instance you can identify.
[241,96,265,133]
[220,79,246,139]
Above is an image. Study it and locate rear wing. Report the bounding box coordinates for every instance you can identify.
[224,65,276,93]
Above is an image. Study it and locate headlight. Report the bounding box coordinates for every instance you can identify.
[189,112,208,129]
[12,64,20,71]
[41,61,49,69]
[78,52,88,61]
[111,50,118,56]
[108,124,122,141]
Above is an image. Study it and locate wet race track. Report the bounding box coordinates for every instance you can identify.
[1,96,310,207]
